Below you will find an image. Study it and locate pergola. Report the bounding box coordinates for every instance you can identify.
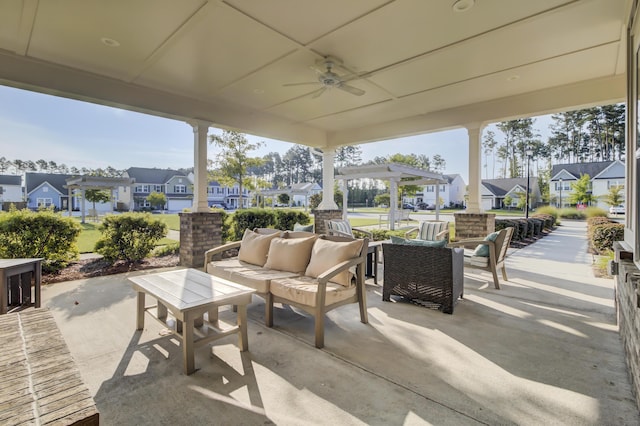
[335,163,446,229]
[64,175,135,223]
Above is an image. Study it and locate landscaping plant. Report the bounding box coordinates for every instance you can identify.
[95,213,167,263]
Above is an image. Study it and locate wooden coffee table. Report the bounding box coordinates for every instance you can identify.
[129,268,255,375]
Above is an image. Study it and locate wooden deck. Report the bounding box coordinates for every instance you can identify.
[0,309,99,425]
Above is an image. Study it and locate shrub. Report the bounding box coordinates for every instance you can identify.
[585,206,608,218]
[153,242,180,257]
[559,208,586,220]
[210,207,232,243]
[535,205,558,221]
[591,223,624,253]
[274,209,311,231]
[369,228,406,241]
[95,213,167,263]
[231,208,276,240]
[0,208,81,272]
[531,213,556,229]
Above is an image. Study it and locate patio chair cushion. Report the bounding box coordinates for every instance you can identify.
[293,222,314,232]
[472,232,500,257]
[270,275,357,307]
[463,250,491,267]
[264,236,317,274]
[305,238,363,286]
[390,236,448,248]
[418,221,448,241]
[238,229,281,266]
[326,219,353,236]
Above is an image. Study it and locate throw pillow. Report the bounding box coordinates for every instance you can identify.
[472,231,500,257]
[264,236,317,273]
[390,235,447,248]
[293,222,314,232]
[237,229,281,266]
[390,235,409,245]
[305,238,363,286]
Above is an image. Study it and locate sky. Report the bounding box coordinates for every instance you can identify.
[0,85,553,183]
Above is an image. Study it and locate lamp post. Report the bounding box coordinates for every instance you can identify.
[525,148,533,219]
[559,178,563,208]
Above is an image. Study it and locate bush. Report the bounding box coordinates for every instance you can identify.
[274,209,311,231]
[153,242,180,257]
[535,205,558,221]
[591,222,624,254]
[231,208,276,240]
[369,228,407,241]
[531,213,556,229]
[95,213,167,263]
[210,207,232,243]
[0,208,81,272]
[559,208,586,220]
[585,206,608,218]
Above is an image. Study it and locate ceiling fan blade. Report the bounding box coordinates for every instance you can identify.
[337,84,365,96]
[311,87,328,99]
[283,82,320,87]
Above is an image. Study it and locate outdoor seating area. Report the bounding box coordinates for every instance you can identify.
[36,221,638,424]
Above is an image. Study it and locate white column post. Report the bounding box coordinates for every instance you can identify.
[67,187,72,217]
[435,181,440,221]
[389,178,398,230]
[80,188,86,224]
[189,120,211,213]
[318,148,339,210]
[342,180,348,219]
[466,125,484,213]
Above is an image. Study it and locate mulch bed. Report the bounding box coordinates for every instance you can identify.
[42,255,180,285]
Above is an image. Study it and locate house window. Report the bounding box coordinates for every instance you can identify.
[426,186,434,193]
[37,198,52,207]
[135,185,150,193]
[607,180,624,189]
[154,185,163,192]
[174,185,186,193]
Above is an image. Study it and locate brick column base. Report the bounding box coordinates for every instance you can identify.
[179,212,222,268]
[453,212,495,240]
[312,209,343,235]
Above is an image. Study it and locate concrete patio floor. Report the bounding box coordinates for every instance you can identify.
[41,220,639,425]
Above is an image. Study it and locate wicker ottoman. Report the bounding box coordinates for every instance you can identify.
[382,244,464,314]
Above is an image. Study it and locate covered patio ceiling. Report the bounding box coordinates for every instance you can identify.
[0,0,629,149]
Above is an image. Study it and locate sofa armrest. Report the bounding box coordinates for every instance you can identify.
[351,227,373,239]
[404,226,419,238]
[315,257,362,285]
[204,241,242,267]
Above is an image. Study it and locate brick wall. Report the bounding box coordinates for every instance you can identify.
[453,213,495,240]
[179,212,223,268]
[312,209,343,235]
[614,242,640,409]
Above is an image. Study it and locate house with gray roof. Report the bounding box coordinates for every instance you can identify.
[25,172,76,210]
[0,175,23,209]
[481,177,541,211]
[550,160,624,209]
[123,167,193,212]
[415,174,466,208]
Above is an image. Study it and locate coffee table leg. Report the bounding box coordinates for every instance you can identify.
[182,313,195,375]
[237,304,248,352]
[136,292,145,330]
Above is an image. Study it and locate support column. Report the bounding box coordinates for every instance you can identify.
[318,148,338,210]
[67,187,72,217]
[466,125,484,213]
[435,180,441,221]
[389,178,398,230]
[81,188,86,224]
[342,180,348,219]
[189,120,210,213]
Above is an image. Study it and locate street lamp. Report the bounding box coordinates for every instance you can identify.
[525,148,533,219]
[559,178,563,208]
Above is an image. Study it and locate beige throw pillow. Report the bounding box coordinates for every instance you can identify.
[305,238,363,286]
[237,229,280,266]
[264,236,317,274]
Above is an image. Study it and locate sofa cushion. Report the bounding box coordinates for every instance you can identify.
[237,229,281,266]
[472,232,499,257]
[390,236,447,247]
[305,238,363,286]
[229,268,301,294]
[270,275,357,307]
[463,249,490,267]
[293,222,314,232]
[264,236,317,274]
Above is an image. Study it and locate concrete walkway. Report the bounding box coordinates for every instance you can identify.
[41,220,639,425]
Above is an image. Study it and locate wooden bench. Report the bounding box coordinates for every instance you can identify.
[0,309,99,425]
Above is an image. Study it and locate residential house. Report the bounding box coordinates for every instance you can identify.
[259,182,322,208]
[481,178,541,211]
[0,175,23,209]
[550,161,624,209]
[123,167,193,212]
[206,181,251,209]
[25,172,76,211]
[415,174,466,208]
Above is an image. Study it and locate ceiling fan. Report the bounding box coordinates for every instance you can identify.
[283,56,366,98]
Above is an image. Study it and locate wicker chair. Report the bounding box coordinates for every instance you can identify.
[448,227,514,289]
[382,244,464,314]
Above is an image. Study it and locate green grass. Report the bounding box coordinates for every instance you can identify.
[152,214,180,230]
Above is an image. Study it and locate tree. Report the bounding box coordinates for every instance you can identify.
[603,185,624,207]
[85,189,111,218]
[277,193,290,206]
[503,195,513,209]
[482,130,499,179]
[335,145,362,167]
[146,191,167,210]
[209,131,264,209]
[568,174,597,206]
[374,193,390,207]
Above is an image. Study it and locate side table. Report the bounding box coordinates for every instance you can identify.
[0,258,43,314]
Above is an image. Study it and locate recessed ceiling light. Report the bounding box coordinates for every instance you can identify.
[452,0,475,12]
[507,75,520,81]
[100,37,120,48]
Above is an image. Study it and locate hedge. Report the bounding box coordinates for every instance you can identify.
[95,213,167,263]
[591,223,624,254]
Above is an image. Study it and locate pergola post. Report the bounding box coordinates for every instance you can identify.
[342,180,348,220]
[389,178,398,230]
[80,188,86,224]
[435,180,441,221]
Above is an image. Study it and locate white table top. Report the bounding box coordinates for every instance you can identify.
[129,268,255,312]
